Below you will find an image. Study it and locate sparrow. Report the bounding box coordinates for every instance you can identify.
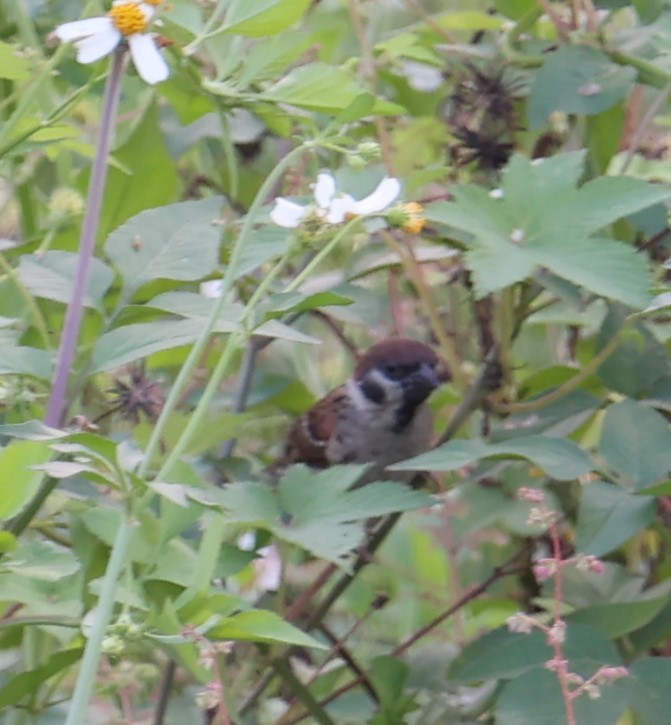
[276,338,449,483]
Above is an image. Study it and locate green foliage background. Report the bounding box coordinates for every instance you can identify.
[1,0,671,722]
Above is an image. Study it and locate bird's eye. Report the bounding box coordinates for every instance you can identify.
[381,362,418,380]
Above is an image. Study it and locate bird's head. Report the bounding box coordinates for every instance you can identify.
[353,338,450,431]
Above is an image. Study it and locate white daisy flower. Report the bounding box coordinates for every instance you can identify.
[271,172,401,228]
[54,1,169,85]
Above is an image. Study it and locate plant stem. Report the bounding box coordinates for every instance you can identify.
[45,50,127,427]
[65,517,135,725]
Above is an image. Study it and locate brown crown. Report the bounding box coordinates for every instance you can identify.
[354,338,448,380]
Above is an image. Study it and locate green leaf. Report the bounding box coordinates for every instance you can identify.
[391,435,592,480]
[0,440,52,521]
[194,465,432,563]
[4,541,80,581]
[147,290,319,341]
[94,102,181,240]
[556,176,671,236]
[0,421,67,441]
[207,610,326,649]
[0,648,82,708]
[91,319,204,372]
[260,291,353,318]
[575,481,656,556]
[531,236,651,309]
[105,198,224,300]
[0,41,30,80]
[18,250,114,310]
[427,153,663,308]
[629,658,671,723]
[449,623,621,681]
[528,46,637,128]
[495,667,629,725]
[597,308,668,397]
[91,312,317,372]
[369,656,409,708]
[567,580,671,637]
[222,0,312,36]
[0,345,51,378]
[599,400,671,489]
[260,63,404,115]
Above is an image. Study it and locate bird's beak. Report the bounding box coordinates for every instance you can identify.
[435,359,451,385]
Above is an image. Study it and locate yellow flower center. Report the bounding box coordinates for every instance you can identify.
[108,3,149,36]
[401,202,426,235]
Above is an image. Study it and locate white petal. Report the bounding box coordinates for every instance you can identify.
[237,531,256,551]
[313,172,336,208]
[350,176,401,215]
[270,198,307,228]
[254,545,282,592]
[324,194,355,224]
[75,27,121,64]
[200,280,224,299]
[139,3,157,20]
[128,33,169,84]
[55,17,111,42]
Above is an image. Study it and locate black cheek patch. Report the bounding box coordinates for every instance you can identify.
[359,378,386,404]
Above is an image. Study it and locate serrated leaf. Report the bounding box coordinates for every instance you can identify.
[18,251,114,310]
[532,236,651,309]
[391,435,592,480]
[260,63,403,115]
[556,176,671,236]
[428,154,662,307]
[197,465,431,563]
[222,0,311,36]
[105,198,223,300]
[4,541,80,581]
[599,400,671,489]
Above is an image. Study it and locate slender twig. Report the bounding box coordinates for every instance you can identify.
[380,230,465,389]
[315,623,379,702]
[392,553,525,656]
[152,660,176,725]
[281,550,524,725]
[45,50,127,426]
[620,79,671,173]
[491,330,622,414]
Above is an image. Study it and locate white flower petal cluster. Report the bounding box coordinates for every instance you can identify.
[55,1,169,85]
[271,172,401,228]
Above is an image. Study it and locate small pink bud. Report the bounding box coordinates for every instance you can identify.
[517,487,545,503]
[547,620,566,646]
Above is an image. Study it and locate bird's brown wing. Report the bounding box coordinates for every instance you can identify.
[278,386,349,469]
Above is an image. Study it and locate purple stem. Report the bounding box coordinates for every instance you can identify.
[45,49,127,427]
